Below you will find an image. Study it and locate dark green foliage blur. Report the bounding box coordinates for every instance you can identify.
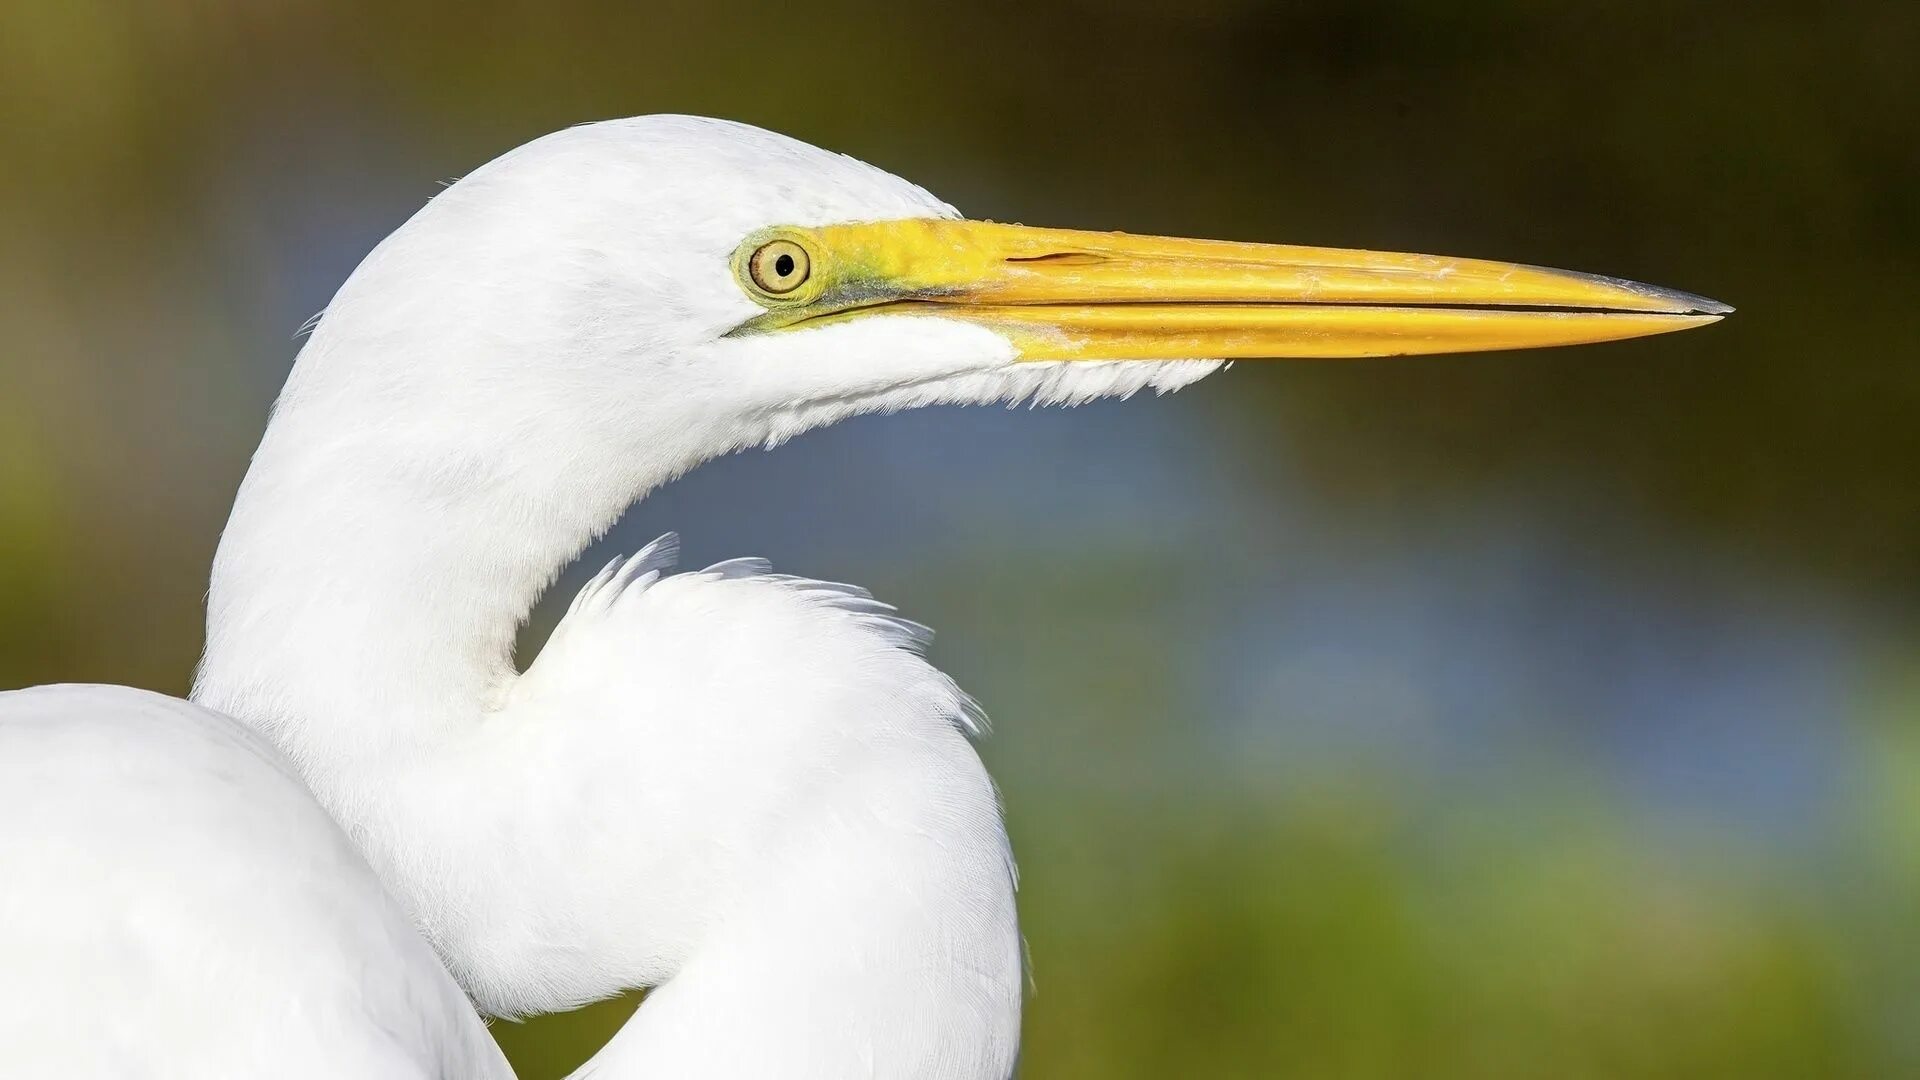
[1,1,1914,1076]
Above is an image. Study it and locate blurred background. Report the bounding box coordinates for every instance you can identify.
[3,0,1916,1075]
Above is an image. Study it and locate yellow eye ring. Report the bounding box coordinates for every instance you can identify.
[748,239,811,295]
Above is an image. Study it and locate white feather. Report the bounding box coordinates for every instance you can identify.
[5,115,1220,1078]
[0,685,512,1080]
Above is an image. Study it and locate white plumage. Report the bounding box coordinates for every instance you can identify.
[0,685,512,1079]
[2,117,1206,1079]
[0,113,1724,1077]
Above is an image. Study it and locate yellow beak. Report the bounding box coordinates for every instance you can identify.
[731,219,1730,360]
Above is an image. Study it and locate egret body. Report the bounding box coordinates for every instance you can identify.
[0,685,514,1079]
[0,116,1727,1078]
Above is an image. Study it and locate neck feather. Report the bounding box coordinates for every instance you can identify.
[573,730,1023,1080]
[192,396,650,769]
[192,340,1023,1078]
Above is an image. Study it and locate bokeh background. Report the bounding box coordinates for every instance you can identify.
[3,1,1917,1075]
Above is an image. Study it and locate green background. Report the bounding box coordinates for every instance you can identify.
[2,1,1916,1076]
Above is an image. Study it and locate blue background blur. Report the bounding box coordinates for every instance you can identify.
[2,1,1916,1075]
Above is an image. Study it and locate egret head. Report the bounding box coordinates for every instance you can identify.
[291,114,1726,507]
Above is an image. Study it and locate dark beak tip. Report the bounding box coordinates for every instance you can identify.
[1688,294,1736,317]
[1633,282,1733,317]
[1560,266,1732,316]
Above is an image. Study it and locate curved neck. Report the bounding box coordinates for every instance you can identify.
[190,344,1024,1078]
[572,734,1023,1080]
[193,378,665,768]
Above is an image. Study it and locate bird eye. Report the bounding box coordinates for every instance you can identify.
[748,239,811,295]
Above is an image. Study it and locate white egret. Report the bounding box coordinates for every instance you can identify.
[0,116,1727,1078]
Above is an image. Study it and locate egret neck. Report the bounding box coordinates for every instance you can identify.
[196,338,1027,1078]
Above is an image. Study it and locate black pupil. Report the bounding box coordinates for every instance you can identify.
[773,252,796,278]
